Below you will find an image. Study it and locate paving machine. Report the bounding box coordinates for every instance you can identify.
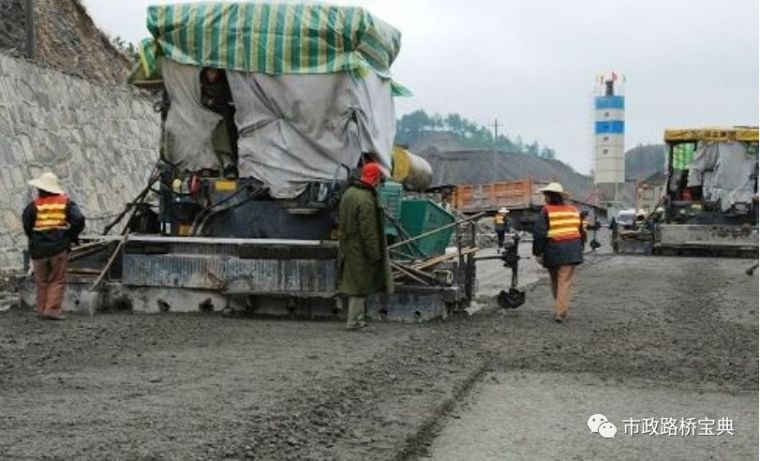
[19,2,523,321]
[653,127,758,256]
[612,127,758,256]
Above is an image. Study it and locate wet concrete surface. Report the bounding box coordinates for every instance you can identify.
[0,234,756,460]
[425,255,759,460]
[427,371,756,460]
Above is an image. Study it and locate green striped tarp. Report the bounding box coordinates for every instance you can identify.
[138,1,404,85]
[672,143,695,170]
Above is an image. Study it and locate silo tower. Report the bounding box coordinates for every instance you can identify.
[594,72,625,203]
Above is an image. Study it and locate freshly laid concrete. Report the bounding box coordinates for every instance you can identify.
[428,371,756,461]
[0,246,756,460]
[423,254,758,461]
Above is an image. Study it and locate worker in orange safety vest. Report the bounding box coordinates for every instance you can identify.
[22,173,85,320]
[494,207,509,248]
[531,182,585,323]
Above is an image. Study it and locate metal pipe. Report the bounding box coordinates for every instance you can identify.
[123,235,338,246]
[388,212,485,250]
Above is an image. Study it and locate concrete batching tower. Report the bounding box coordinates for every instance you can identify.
[594,72,625,202]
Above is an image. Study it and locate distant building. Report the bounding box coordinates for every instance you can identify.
[593,72,625,205]
[636,172,667,213]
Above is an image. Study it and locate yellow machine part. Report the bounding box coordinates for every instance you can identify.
[391,146,433,191]
[664,127,759,143]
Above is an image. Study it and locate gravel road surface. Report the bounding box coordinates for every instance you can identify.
[0,240,756,460]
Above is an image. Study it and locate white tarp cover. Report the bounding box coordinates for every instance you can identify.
[228,71,395,198]
[162,59,223,171]
[687,141,757,211]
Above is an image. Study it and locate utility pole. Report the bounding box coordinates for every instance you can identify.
[491,118,501,183]
[24,0,35,59]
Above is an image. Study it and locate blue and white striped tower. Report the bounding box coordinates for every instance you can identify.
[594,73,625,197]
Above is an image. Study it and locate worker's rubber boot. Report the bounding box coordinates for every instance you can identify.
[345,297,366,330]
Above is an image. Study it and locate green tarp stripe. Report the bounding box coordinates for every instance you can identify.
[156,6,168,58]
[307,5,320,70]
[266,3,280,73]
[320,3,332,71]
[341,6,356,71]
[325,5,338,72]
[281,4,295,72]
[194,3,206,67]
[223,3,237,69]
[673,144,695,170]
[272,4,286,73]
[243,3,254,70]
[209,3,221,64]
[257,3,270,71]
[290,4,303,71]
[164,5,176,61]
[177,3,189,62]
[269,4,279,71]
[187,6,199,66]
[251,3,262,72]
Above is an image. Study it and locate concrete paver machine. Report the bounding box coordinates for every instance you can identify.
[21,2,524,321]
[655,127,758,256]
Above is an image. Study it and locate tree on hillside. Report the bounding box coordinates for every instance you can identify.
[539,147,556,159]
[395,109,557,158]
[525,141,540,157]
[111,36,137,61]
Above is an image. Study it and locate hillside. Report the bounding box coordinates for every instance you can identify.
[0,0,129,84]
[400,130,593,200]
[625,144,666,181]
[417,145,594,201]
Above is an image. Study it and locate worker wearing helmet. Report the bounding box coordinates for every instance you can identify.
[532,182,585,323]
[22,172,85,320]
[337,162,393,330]
[634,210,647,231]
[494,207,510,248]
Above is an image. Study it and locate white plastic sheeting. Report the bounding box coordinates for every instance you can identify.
[687,141,757,211]
[162,59,223,171]
[227,71,395,198]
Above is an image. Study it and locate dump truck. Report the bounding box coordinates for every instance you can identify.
[442,179,603,232]
[20,2,522,321]
[443,179,549,230]
[652,126,758,256]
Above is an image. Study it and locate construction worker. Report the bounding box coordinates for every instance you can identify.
[22,172,85,320]
[494,207,509,248]
[337,162,393,330]
[634,209,647,230]
[580,210,590,250]
[532,182,585,323]
[200,67,238,177]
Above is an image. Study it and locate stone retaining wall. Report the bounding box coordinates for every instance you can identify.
[0,53,160,268]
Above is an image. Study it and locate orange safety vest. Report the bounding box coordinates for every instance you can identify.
[544,204,581,242]
[33,195,70,232]
[494,213,505,225]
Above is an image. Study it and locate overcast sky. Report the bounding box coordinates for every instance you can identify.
[82,0,759,174]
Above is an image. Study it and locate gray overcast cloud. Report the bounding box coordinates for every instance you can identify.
[82,0,759,173]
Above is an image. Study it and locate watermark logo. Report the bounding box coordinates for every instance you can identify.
[589,414,735,439]
[622,417,734,436]
[588,414,617,439]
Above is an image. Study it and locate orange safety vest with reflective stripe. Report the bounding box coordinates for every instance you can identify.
[494,213,505,225]
[33,195,70,232]
[544,204,581,242]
